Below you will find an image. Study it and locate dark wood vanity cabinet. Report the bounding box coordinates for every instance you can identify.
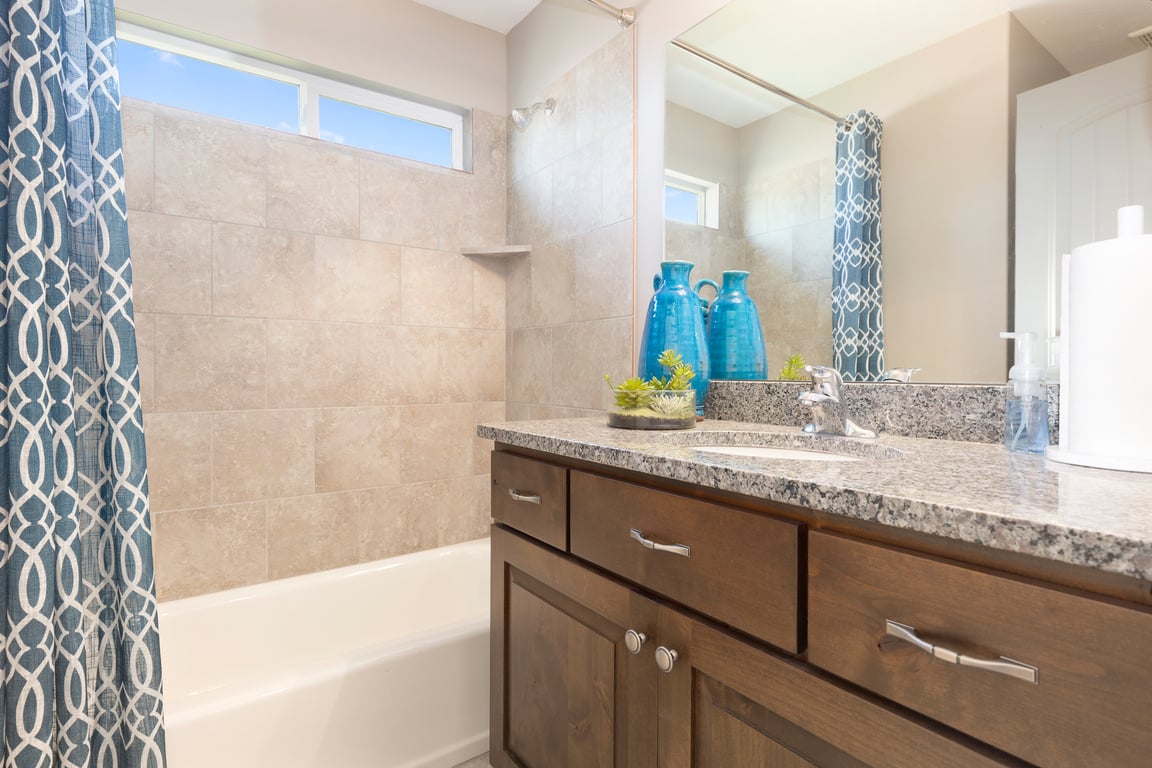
[655,607,1015,768]
[491,526,658,767]
[808,531,1152,768]
[490,446,1148,767]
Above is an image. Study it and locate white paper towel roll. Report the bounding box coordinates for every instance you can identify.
[1048,206,1152,472]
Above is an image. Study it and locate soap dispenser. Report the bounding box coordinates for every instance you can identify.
[1000,331,1048,453]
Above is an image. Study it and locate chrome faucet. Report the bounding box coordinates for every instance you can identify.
[797,365,878,438]
[881,367,922,383]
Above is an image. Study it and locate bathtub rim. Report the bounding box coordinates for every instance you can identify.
[158,536,491,616]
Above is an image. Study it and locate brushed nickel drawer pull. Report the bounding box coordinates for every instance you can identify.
[507,488,541,504]
[884,620,1038,685]
[629,528,691,558]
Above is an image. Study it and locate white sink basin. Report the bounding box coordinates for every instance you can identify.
[692,445,861,462]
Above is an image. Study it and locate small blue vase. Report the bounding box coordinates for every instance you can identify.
[639,261,710,411]
[706,270,767,380]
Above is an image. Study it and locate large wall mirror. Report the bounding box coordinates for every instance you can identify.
[663,0,1148,383]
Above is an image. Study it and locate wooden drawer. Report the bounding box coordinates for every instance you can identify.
[808,531,1152,768]
[569,471,800,653]
[490,452,568,550]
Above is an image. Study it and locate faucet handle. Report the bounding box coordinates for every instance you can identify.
[803,365,843,400]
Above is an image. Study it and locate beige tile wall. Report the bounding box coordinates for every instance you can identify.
[505,30,636,421]
[127,99,508,600]
[738,158,835,375]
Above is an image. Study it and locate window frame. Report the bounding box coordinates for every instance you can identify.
[116,20,466,170]
[664,169,720,229]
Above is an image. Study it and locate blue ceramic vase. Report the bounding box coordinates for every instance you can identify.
[639,261,710,411]
[706,270,767,380]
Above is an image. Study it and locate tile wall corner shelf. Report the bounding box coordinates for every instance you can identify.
[459,245,531,258]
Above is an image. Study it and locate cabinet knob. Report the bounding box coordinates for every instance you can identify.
[624,629,647,654]
[654,645,679,673]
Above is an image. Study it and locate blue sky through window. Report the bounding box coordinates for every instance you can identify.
[117,39,299,132]
[117,38,454,167]
[319,97,451,167]
[665,185,701,225]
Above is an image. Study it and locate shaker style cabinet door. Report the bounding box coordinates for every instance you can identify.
[655,608,1023,768]
[491,526,659,768]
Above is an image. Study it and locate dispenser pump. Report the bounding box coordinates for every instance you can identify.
[1000,331,1044,399]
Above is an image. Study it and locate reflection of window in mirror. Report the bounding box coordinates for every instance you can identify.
[664,170,719,228]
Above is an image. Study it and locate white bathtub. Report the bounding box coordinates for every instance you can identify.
[158,538,490,768]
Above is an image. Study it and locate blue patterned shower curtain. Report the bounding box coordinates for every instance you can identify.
[832,109,885,381]
[1,0,166,766]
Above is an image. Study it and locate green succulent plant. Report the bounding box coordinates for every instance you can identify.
[646,349,696,391]
[779,354,808,381]
[605,349,697,409]
[604,376,656,409]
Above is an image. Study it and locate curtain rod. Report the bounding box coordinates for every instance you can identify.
[584,0,635,28]
[670,38,843,123]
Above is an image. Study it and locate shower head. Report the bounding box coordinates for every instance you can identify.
[512,98,556,130]
[1130,24,1152,48]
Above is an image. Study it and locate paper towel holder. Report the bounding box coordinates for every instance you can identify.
[1046,204,1152,473]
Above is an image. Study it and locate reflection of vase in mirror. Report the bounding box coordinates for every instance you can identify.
[656,0,1132,382]
[638,260,710,411]
[706,271,767,381]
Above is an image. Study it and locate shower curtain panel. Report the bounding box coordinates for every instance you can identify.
[0,0,166,766]
[832,109,885,381]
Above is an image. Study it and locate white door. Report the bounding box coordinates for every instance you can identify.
[1015,48,1152,370]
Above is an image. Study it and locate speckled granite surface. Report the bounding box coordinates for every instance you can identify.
[477,417,1152,582]
[705,381,1061,444]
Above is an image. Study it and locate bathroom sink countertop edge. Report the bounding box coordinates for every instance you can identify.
[478,417,1152,583]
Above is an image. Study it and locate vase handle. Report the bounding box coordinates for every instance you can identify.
[694,278,719,316]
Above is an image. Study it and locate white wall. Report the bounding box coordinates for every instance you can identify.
[117,0,508,114]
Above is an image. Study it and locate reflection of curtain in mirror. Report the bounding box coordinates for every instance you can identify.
[832,110,885,381]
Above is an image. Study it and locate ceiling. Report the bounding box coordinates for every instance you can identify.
[410,0,1152,126]
[668,0,1152,127]
[409,0,543,33]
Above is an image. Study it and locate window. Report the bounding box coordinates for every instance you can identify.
[115,21,466,170]
[116,39,300,132]
[318,97,452,168]
[664,170,720,228]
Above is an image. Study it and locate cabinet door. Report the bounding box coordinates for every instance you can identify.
[656,608,1022,768]
[491,526,658,768]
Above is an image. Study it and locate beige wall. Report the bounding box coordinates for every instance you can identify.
[127,99,507,599]
[664,102,739,188]
[504,30,635,419]
[506,0,623,110]
[117,0,508,115]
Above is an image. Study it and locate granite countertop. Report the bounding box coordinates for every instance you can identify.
[478,417,1152,583]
